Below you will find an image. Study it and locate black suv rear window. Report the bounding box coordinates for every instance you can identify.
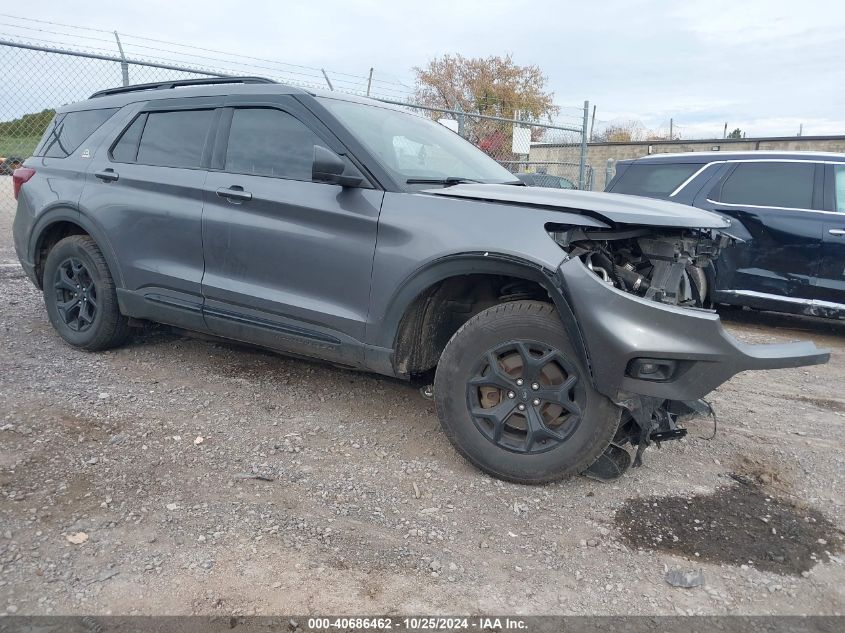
[35,108,117,158]
[610,163,700,197]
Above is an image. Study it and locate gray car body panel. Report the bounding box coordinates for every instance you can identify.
[13,82,829,406]
[424,184,731,229]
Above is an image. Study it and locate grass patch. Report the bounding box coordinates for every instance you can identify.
[0,135,40,159]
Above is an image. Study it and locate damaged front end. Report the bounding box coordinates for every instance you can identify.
[546,225,830,480]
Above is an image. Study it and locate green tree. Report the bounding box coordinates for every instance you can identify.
[0,108,55,138]
[727,128,743,139]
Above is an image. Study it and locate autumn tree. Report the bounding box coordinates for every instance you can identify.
[594,120,646,143]
[413,54,558,158]
[413,53,557,121]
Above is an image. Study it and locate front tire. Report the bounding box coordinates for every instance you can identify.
[434,301,621,484]
[43,235,129,351]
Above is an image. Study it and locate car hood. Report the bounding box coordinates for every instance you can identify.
[422,184,730,229]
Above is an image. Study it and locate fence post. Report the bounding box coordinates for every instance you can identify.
[605,159,615,190]
[578,100,589,189]
[113,31,129,87]
[456,102,466,138]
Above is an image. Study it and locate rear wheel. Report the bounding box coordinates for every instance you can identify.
[434,301,620,484]
[43,235,129,351]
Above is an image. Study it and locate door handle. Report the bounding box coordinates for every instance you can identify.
[95,169,119,182]
[216,186,252,202]
[828,229,845,236]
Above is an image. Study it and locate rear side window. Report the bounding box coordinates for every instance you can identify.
[135,110,214,168]
[609,163,701,197]
[36,108,117,158]
[224,108,321,180]
[716,162,814,209]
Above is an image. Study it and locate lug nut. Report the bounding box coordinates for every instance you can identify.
[533,398,541,406]
[507,391,515,399]
[516,379,524,386]
[531,382,540,390]
[517,403,526,411]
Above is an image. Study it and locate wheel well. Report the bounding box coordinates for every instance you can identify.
[34,221,89,288]
[393,273,551,379]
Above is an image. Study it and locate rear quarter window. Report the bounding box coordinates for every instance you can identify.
[34,108,118,158]
[609,163,701,197]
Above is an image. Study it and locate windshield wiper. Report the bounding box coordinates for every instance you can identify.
[406,176,481,186]
[502,180,526,186]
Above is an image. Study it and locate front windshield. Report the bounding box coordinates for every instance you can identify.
[319,97,518,189]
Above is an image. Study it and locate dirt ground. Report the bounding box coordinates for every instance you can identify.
[0,182,843,617]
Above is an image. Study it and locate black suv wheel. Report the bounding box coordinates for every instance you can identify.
[43,235,129,351]
[434,301,620,484]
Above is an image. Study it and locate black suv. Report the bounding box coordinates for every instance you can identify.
[11,78,829,483]
[607,151,845,318]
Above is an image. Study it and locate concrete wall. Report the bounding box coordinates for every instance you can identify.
[529,136,845,192]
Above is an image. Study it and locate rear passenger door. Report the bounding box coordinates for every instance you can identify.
[695,161,824,301]
[200,98,383,366]
[85,97,222,331]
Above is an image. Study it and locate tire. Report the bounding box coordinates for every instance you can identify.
[686,265,708,307]
[433,300,621,484]
[43,235,129,351]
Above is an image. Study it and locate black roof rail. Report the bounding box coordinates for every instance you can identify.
[89,76,277,99]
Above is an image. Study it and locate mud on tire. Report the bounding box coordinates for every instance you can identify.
[434,300,620,484]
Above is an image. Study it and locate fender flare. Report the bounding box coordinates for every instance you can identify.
[373,252,595,383]
[29,205,125,289]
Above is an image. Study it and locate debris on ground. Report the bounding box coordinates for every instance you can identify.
[664,569,704,588]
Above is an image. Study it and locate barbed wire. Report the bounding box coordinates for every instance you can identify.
[0,13,584,117]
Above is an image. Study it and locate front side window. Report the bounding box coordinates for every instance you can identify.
[318,97,518,188]
[224,108,321,180]
[36,108,118,158]
[834,165,845,213]
[609,163,701,198]
[135,110,214,168]
[716,162,814,209]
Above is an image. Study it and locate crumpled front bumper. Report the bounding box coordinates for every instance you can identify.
[556,257,830,402]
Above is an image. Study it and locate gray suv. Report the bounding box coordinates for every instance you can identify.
[12,77,829,484]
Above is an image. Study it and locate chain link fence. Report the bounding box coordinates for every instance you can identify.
[0,39,591,214]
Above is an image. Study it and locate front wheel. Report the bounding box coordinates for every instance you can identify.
[434,301,621,484]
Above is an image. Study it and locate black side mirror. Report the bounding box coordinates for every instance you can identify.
[312,145,363,188]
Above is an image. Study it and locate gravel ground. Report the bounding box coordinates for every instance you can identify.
[0,181,843,616]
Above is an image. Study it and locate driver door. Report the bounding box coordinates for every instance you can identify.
[200,98,384,366]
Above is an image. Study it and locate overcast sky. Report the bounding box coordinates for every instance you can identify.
[10,0,845,138]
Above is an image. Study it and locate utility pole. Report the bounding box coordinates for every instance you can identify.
[589,104,596,141]
[723,122,728,138]
[366,68,374,97]
[798,123,803,137]
[113,31,129,87]
[669,118,673,140]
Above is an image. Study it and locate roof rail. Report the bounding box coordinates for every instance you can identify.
[89,76,277,99]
